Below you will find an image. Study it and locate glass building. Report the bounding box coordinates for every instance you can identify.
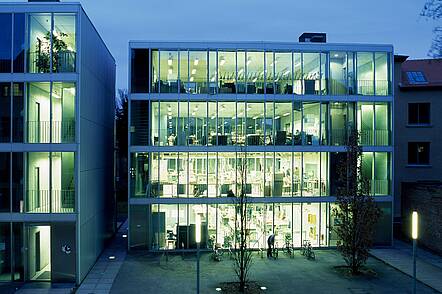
[0,2,115,284]
[128,41,394,251]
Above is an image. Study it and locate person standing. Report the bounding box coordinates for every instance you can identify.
[267,234,275,258]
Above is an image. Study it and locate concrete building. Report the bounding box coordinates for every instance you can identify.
[128,40,394,252]
[394,56,442,252]
[0,1,115,284]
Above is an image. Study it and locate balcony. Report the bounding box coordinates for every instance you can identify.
[26,189,75,213]
[28,51,76,73]
[27,120,75,143]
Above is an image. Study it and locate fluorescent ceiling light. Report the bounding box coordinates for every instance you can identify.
[168,68,173,75]
[220,58,225,66]
[194,58,199,66]
[252,77,257,83]
[283,112,290,117]
[192,69,197,75]
[190,76,194,82]
[274,115,280,120]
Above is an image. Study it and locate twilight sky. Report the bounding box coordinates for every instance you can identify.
[13,0,438,90]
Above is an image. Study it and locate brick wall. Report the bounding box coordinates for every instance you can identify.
[401,182,442,255]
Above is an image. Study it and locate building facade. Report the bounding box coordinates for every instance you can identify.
[393,56,442,244]
[128,41,393,252]
[0,2,115,284]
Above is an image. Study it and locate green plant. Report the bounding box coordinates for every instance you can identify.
[34,31,68,73]
[333,130,381,275]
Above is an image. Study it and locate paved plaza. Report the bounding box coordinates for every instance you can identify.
[110,249,437,294]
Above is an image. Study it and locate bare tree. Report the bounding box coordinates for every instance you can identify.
[421,0,442,57]
[232,151,253,292]
[333,130,381,275]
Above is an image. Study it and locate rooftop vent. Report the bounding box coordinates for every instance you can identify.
[299,32,326,43]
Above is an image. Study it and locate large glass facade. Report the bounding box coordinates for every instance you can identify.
[26,82,76,143]
[131,151,389,198]
[26,152,75,213]
[129,44,394,250]
[28,13,76,73]
[135,100,391,147]
[132,49,392,96]
[130,203,337,249]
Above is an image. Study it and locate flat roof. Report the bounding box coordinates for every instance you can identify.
[129,40,393,52]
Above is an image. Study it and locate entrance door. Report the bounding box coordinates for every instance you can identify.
[27,225,51,281]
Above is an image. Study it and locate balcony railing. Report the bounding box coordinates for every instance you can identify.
[375,129,390,146]
[29,51,76,73]
[27,120,75,143]
[26,189,75,213]
[372,179,390,195]
[330,128,347,145]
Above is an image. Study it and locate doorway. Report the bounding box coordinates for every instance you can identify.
[27,225,51,281]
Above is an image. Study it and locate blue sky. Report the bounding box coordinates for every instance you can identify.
[14,0,438,89]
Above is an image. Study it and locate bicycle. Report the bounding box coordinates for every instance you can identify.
[282,235,295,258]
[301,240,315,260]
[271,242,279,259]
[211,243,223,262]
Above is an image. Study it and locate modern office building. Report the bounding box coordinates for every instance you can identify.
[393,56,442,252]
[0,1,115,284]
[128,39,393,252]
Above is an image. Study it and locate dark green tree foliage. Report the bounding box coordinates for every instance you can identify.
[421,0,442,57]
[233,151,253,292]
[333,131,381,274]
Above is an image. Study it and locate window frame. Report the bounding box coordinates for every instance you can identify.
[407,142,430,166]
[407,102,431,126]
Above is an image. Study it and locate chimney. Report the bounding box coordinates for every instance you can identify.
[299,33,327,43]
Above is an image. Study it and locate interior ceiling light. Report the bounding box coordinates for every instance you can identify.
[334,54,339,58]
[247,57,252,66]
[220,57,225,66]
[194,58,199,66]
[168,68,173,75]
[192,69,196,75]
[190,77,194,82]
[283,112,290,117]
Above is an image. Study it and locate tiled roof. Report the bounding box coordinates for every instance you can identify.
[400,58,442,88]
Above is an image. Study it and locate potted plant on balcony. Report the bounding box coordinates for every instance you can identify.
[35,31,68,73]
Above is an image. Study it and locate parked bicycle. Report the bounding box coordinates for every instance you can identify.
[272,242,279,259]
[211,243,223,262]
[301,240,315,260]
[282,234,294,258]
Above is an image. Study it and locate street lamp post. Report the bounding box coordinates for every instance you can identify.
[412,211,418,294]
[196,214,201,294]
